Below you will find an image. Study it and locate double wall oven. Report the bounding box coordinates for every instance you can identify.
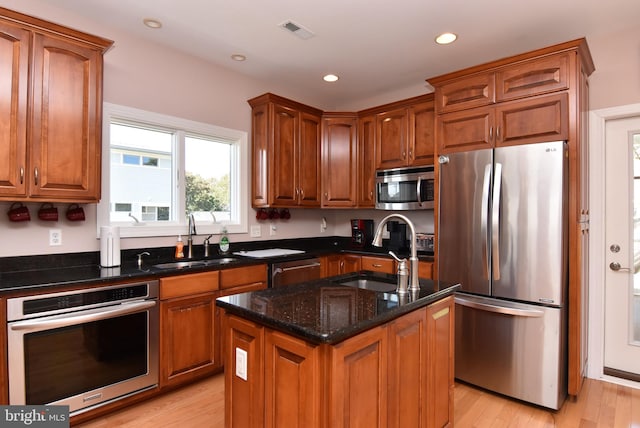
[6,280,159,416]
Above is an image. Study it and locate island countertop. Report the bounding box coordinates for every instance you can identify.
[216,271,459,345]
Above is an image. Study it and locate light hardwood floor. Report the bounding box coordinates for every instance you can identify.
[77,374,640,427]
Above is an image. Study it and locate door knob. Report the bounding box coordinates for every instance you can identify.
[609,262,630,272]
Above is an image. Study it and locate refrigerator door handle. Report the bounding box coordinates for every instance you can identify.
[492,162,503,280]
[481,164,492,279]
[455,295,544,318]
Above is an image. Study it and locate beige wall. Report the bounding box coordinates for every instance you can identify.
[0,0,637,258]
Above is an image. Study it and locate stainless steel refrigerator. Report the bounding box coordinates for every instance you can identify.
[438,140,568,410]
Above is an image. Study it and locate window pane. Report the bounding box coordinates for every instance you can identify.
[633,131,640,342]
[110,123,174,223]
[185,136,231,221]
[114,203,132,212]
[142,157,158,167]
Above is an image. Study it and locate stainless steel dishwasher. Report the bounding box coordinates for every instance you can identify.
[270,258,321,287]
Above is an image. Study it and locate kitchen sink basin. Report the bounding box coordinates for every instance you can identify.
[153,257,238,270]
[339,278,398,292]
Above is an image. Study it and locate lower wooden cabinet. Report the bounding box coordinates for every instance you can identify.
[223,295,454,428]
[321,254,361,277]
[159,271,220,389]
[361,255,396,274]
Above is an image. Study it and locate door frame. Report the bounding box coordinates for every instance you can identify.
[588,102,640,389]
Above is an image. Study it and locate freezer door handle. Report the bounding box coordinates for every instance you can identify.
[455,295,544,318]
[481,164,492,279]
[492,162,502,280]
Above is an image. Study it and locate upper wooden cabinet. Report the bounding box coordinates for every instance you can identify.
[0,8,113,203]
[368,95,435,170]
[321,114,358,208]
[431,46,580,154]
[248,93,323,208]
[357,114,376,208]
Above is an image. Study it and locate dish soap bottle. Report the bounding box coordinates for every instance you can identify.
[175,235,184,259]
[219,227,230,254]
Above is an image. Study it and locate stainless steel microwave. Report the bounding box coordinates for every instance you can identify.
[375,165,435,210]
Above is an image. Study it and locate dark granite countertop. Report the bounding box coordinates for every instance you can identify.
[0,236,434,294]
[216,271,458,345]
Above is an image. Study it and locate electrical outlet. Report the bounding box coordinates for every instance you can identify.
[270,223,277,236]
[250,225,261,238]
[49,229,62,246]
[235,348,247,381]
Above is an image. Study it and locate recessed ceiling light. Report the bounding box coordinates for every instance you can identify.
[323,74,339,83]
[435,32,457,45]
[143,18,162,29]
[231,54,247,62]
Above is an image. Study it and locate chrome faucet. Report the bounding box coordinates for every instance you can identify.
[372,213,420,293]
[187,213,197,258]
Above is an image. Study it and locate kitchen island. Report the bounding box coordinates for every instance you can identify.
[216,272,458,428]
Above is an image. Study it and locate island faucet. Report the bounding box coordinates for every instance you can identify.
[187,213,197,258]
[372,213,420,293]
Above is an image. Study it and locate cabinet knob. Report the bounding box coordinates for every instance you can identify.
[34,167,39,186]
[19,167,24,184]
[496,126,501,141]
[489,127,493,141]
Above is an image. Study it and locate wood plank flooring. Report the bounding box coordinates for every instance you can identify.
[76,374,640,427]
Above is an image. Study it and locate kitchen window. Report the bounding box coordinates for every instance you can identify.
[98,103,249,238]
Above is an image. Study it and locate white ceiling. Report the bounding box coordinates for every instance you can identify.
[43,0,638,109]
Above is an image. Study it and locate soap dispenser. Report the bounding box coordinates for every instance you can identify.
[219,227,230,254]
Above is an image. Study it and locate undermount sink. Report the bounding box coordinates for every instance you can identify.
[339,278,398,293]
[153,257,238,270]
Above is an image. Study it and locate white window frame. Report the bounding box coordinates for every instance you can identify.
[98,103,249,238]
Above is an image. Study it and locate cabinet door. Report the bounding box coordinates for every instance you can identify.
[342,254,362,274]
[496,53,569,102]
[224,314,265,428]
[387,308,427,428]
[264,330,320,428]
[409,100,435,166]
[329,325,388,428]
[376,108,408,169]
[495,92,568,147]
[322,115,357,207]
[271,103,299,206]
[435,72,495,114]
[251,102,269,207]
[425,296,454,427]
[436,106,494,154]
[0,19,29,198]
[29,33,103,201]
[298,112,322,206]
[160,293,218,388]
[358,114,376,207]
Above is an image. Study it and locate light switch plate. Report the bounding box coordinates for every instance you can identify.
[235,347,247,381]
[250,225,261,238]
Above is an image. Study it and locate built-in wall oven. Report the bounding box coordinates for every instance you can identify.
[7,280,159,416]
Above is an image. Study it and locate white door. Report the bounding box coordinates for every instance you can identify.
[604,116,640,379]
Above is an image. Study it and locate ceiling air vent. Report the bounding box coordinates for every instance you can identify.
[279,20,315,40]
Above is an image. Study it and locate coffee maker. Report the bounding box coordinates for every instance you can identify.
[351,219,374,248]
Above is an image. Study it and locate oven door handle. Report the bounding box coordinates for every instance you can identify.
[9,300,157,333]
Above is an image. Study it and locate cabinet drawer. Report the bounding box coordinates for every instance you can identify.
[160,271,219,300]
[220,264,268,290]
[361,256,395,274]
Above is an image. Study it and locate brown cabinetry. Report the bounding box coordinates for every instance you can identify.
[159,271,220,389]
[0,8,112,202]
[361,255,395,274]
[374,97,435,169]
[248,93,322,208]
[321,254,361,277]
[321,114,358,207]
[223,295,454,428]
[357,114,377,207]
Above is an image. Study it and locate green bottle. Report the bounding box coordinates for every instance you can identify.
[219,227,230,254]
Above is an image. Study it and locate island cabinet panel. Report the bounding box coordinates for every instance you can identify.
[328,325,388,428]
[225,315,265,428]
[425,296,454,428]
[265,330,321,428]
[387,308,428,428]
